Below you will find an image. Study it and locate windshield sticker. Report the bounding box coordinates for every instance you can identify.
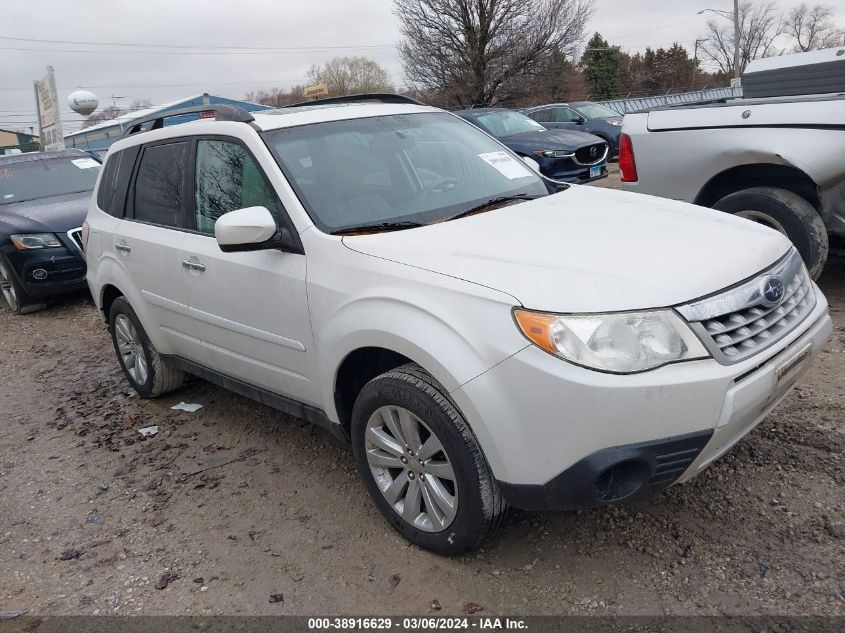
[71,158,99,170]
[3,194,14,199]
[478,151,531,180]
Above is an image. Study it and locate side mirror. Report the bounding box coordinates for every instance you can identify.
[215,206,287,253]
[574,115,586,124]
[522,155,541,173]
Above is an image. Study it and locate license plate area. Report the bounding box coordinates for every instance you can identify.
[590,165,602,178]
[776,344,812,384]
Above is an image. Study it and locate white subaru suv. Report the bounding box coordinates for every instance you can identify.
[84,95,832,554]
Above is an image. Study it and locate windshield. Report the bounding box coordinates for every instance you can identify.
[574,103,621,119]
[263,112,548,233]
[0,156,101,205]
[471,110,547,138]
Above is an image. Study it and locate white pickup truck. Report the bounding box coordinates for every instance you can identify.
[620,47,845,279]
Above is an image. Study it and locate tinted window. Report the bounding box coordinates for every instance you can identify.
[96,152,121,216]
[133,141,188,226]
[194,140,282,235]
[0,156,100,205]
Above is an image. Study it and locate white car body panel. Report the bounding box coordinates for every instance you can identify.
[343,185,792,313]
[621,94,845,234]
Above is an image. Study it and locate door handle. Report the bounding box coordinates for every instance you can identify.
[115,242,131,253]
[181,259,206,272]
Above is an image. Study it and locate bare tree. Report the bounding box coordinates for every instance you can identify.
[394,0,594,107]
[700,0,784,75]
[245,86,307,107]
[784,3,843,52]
[82,105,124,128]
[307,57,393,95]
[82,98,154,129]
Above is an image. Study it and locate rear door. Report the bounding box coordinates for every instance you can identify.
[179,136,317,405]
[113,139,202,360]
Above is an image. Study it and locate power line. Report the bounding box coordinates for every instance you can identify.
[0,34,396,51]
[0,45,395,56]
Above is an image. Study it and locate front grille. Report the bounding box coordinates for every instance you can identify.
[677,249,815,364]
[67,227,84,254]
[573,142,607,166]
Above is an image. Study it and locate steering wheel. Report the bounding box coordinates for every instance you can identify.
[420,176,459,197]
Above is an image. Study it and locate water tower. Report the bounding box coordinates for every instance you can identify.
[67,90,99,116]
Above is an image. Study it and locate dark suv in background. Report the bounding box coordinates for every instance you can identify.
[0,149,100,314]
[524,102,623,158]
[454,108,608,183]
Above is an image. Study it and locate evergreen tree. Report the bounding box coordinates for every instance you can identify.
[582,33,621,99]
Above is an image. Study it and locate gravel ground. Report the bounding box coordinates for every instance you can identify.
[1,171,843,617]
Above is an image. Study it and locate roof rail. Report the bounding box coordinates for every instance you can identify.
[285,93,424,108]
[122,104,255,137]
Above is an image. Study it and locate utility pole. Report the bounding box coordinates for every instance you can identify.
[733,0,741,79]
[692,38,707,89]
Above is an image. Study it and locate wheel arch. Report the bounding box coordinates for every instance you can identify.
[695,163,821,211]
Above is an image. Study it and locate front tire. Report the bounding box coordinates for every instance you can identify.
[713,187,829,279]
[108,297,185,398]
[0,259,45,315]
[351,363,505,555]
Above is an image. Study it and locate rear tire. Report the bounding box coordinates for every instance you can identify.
[351,363,506,555]
[108,297,185,398]
[713,187,829,279]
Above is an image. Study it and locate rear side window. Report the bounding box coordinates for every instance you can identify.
[193,139,283,235]
[133,141,188,227]
[96,152,121,216]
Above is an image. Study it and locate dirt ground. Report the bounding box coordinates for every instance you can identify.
[1,171,843,617]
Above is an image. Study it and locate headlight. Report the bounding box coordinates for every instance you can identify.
[534,150,574,159]
[10,233,63,250]
[514,308,709,373]
[606,119,623,127]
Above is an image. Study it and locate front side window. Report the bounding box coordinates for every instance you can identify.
[529,109,555,123]
[133,141,188,227]
[263,112,548,233]
[554,108,582,123]
[193,139,282,235]
[0,156,100,205]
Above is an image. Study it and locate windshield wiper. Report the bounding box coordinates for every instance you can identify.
[444,194,541,222]
[332,220,426,235]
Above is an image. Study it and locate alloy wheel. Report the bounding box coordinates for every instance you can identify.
[364,405,458,532]
[0,263,19,312]
[114,314,149,384]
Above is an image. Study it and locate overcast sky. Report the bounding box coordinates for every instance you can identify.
[2,0,842,134]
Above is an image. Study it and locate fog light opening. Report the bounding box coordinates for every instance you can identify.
[593,460,650,503]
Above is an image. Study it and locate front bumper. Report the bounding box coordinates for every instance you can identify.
[539,158,608,183]
[4,246,87,299]
[450,286,832,510]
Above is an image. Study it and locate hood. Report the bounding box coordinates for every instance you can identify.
[504,129,603,150]
[0,191,92,236]
[342,186,793,313]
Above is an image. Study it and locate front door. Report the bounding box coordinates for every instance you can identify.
[179,137,318,406]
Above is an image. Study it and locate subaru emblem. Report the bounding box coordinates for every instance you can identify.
[761,276,785,306]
